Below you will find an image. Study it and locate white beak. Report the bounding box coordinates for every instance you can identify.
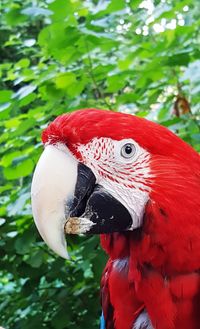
[31,144,78,259]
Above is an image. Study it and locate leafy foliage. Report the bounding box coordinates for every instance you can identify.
[0,0,200,328]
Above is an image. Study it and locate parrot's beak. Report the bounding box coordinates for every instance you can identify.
[31,144,79,259]
[31,144,133,259]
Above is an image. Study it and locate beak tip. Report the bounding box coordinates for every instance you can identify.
[42,232,70,260]
[58,242,70,260]
[60,250,70,260]
[46,242,70,260]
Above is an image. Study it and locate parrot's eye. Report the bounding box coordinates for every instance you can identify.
[121,143,136,159]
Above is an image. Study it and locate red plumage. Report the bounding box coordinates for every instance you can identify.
[43,109,200,329]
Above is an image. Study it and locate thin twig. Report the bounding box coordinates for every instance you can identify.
[85,40,113,110]
[172,68,183,96]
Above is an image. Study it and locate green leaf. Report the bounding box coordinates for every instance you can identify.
[166,53,190,66]
[55,72,76,89]
[0,90,13,103]
[106,0,126,12]
[15,58,30,68]
[19,92,37,107]
[26,250,44,268]
[3,158,34,180]
[5,6,27,26]
[130,0,141,10]
[1,151,22,167]
[14,231,36,254]
[106,74,126,92]
[48,0,73,20]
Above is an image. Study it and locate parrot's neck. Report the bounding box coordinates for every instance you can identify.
[100,231,140,260]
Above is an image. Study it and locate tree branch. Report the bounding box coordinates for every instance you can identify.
[85,41,113,110]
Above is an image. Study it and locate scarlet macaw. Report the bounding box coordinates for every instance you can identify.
[31,109,200,329]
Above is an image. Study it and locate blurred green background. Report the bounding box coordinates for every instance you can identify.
[0,0,200,328]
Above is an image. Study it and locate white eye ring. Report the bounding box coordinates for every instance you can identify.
[121,143,136,159]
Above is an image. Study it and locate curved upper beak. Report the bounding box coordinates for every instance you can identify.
[31,144,78,259]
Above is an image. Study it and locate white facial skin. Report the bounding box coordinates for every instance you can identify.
[78,137,152,229]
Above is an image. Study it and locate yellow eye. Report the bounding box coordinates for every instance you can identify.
[121,143,136,159]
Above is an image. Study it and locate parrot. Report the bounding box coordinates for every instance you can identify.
[31,109,200,329]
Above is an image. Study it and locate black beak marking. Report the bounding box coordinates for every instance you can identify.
[82,185,133,234]
[69,163,96,217]
[68,163,132,234]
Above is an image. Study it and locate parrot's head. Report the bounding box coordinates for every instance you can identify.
[31,109,200,260]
